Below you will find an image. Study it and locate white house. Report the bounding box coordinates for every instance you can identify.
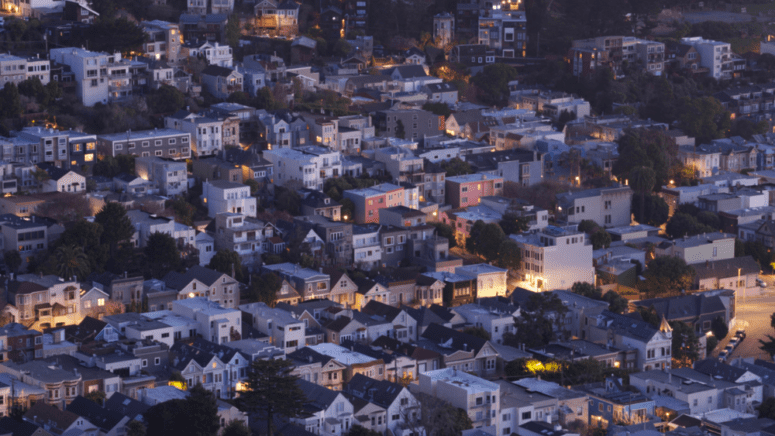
[239,302,306,352]
[202,180,257,218]
[171,297,242,345]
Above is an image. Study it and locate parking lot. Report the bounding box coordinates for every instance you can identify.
[713,281,775,362]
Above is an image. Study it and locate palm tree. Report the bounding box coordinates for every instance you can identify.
[55,245,90,280]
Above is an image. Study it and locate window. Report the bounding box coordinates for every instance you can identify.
[142,359,148,367]
[155,357,161,365]
[97,298,105,306]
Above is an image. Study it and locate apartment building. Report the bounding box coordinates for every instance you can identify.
[452,303,518,345]
[264,146,342,190]
[212,212,278,265]
[165,110,225,157]
[97,129,192,160]
[157,265,240,310]
[418,369,500,431]
[16,127,72,168]
[477,10,526,58]
[378,109,444,140]
[352,225,381,270]
[202,180,257,217]
[445,173,504,208]
[134,156,188,196]
[256,111,310,149]
[555,185,633,227]
[681,36,745,80]
[140,20,183,64]
[0,54,50,86]
[678,145,721,178]
[8,274,82,331]
[49,48,145,106]
[510,225,594,291]
[433,12,455,47]
[343,183,405,224]
[293,215,354,266]
[182,41,233,67]
[373,146,425,186]
[0,214,61,271]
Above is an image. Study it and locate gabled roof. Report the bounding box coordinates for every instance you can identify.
[185,337,249,364]
[287,346,335,367]
[298,378,342,409]
[63,316,108,343]
[24,402,80,433]
[346,373,408,408]
[370,335,441,361]
[362,300,402,323]
[170,341,220,370]
[634,294,726,322]
[594,310,663,342]
[420,322,489,355]
[401,305,447,328]
[103,392,150,422]
[202,65,237,77]
[66,396,125,433]
[162,265,231,290]
[694,359,749,382]
[383,65,427,79]
[322,316,352,333]
[0,416,43,436]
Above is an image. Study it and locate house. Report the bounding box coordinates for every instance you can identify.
[509,225,594,292]
[344,374,422,436]
[23,402,96,436]
[448,44,496,67]
[692,256,759,294]
[288,347,347,390]
[262,263,331,301]
[201,65,243,99]
[134,156,188,196]
[694,359,763,405]
[7,274,82,331]
[556,186,633,227]
[0,214,62,271]
[202,180,257,217]
[292,379,355,435]
[362,300,418,342]
[137,386,248,430]
[299,188,342,221]
[326,269,359,308]
[633,294,729,336]
[452,303,519,345]
[211,212,277,265]
[343,183,405,224]
[0,360,82,408]
[308,343,385,383]
[89,272,144,307]
[417,368,501,431]
[586,310,673,371]
[514,378,590,427]
[0,416,52,436]
[681,37,745,80]
[264,147,342,191]
[418,323,498,377]
[169,341,233,399]
[422,271,476,306]
[171,297,241,344]
[240,302,305,352]
[454,264,508,298]
[37,164,85,193]
[551,291,610,339]
[164,110,227,157]
[445,173,504,208]
[65,396,129,436]
[424,83,458,105]
[575,378,655,427]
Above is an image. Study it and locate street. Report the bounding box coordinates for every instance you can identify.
[716,287,775,362]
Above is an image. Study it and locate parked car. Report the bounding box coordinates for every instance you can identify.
[719,350,728,360]
[724,344,734,353]
[736,329,746,341]
[757,278,768,288]
[729,337,739,347]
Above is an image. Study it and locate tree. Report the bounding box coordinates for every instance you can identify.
[439,158,473,177]
[34,193,92,222]
[499,212,529,235]
[147,85,186,115]
[677,97,731,145]
[428,222,457,249]
[711,316,728,340]
[0,83,22,119]
[496,239,521,270]
[472,63,517,105]
[54,245,91,280]
[415,392,474,436]
[590,229,611,250]
[244,179,259,196]
[504,293,569,349]
[238,358,305,436]
[577,219,599,234]
[347,426,382,436]
[639,256,695,297]
[466,220,486,254]
[614,129,679,190]
[697,211,721,230]
[665,213,716,239]
[422,102,451,117]
[52,219,109,274]
[95,203,134,257]
[247,272,282,306]
[84,390,106,406]
[3,250,21,275]
[208,250,245,283]
[395,119,406,139]
[340,198,355,221]
[222,421,251,436]
[759,398,775,420]
[760,312,775,357]
[187,384,221,436]
[225,14,241,48]
[571,282,628,314]
[630,194,669,227]
[462,326,491,341]
[81,18,147,53]
[144,232,181,279]
[629,166,656,223]
[477,223,506,262]
[275,187,301,214]
[126,420,146,436]
[671,320,700,368]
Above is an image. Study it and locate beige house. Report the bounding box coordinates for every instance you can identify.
[693,256,759,294]
[288,347,347,390]
[326,269,358,308]
[655,233,736,265]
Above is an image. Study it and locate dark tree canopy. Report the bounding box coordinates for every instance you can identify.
[615,129,680,190]
[639,256,695,297]
[208,249,246,283]
[144,232,181,279]
[631,194,669,227]
[238,358,306,436]
[472,63,517,105]
[95,202,134,256]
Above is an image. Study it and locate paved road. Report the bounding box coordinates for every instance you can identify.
[717,288,775,362]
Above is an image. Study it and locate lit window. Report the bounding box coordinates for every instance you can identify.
[97,298,105,306]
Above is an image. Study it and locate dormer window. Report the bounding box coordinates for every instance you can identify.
[324,198,330,205]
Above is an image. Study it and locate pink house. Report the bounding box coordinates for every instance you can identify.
[343,183,405,224]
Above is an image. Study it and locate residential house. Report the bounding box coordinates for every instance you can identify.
[288,347,347,390]
[211,212,277,265]
[262,262,331,301]
[37,164,85,193]
[417,369,501,431]
[445,173,504,208]
[170,297,241,344]
[202,180,257,217]
[200,65,242,99]
[452,303,519,345]
[299,188,342,221]
[418,323,498,377]
[454,264,508,299]
[292,379,355,435]
[586,310,673,371]
[681,37,745,80]
[556,186,633,227]
[97,129,191,160]
[65,396,129,436]
[22,402,95,436]
[8,275,81,331]
[344,374,422,436]
[308,343,385,382]
[134,156,188,196]
[240,302,305,352]
[692,256,759,294]
[575,378,655,427]
[633,294,729,336]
